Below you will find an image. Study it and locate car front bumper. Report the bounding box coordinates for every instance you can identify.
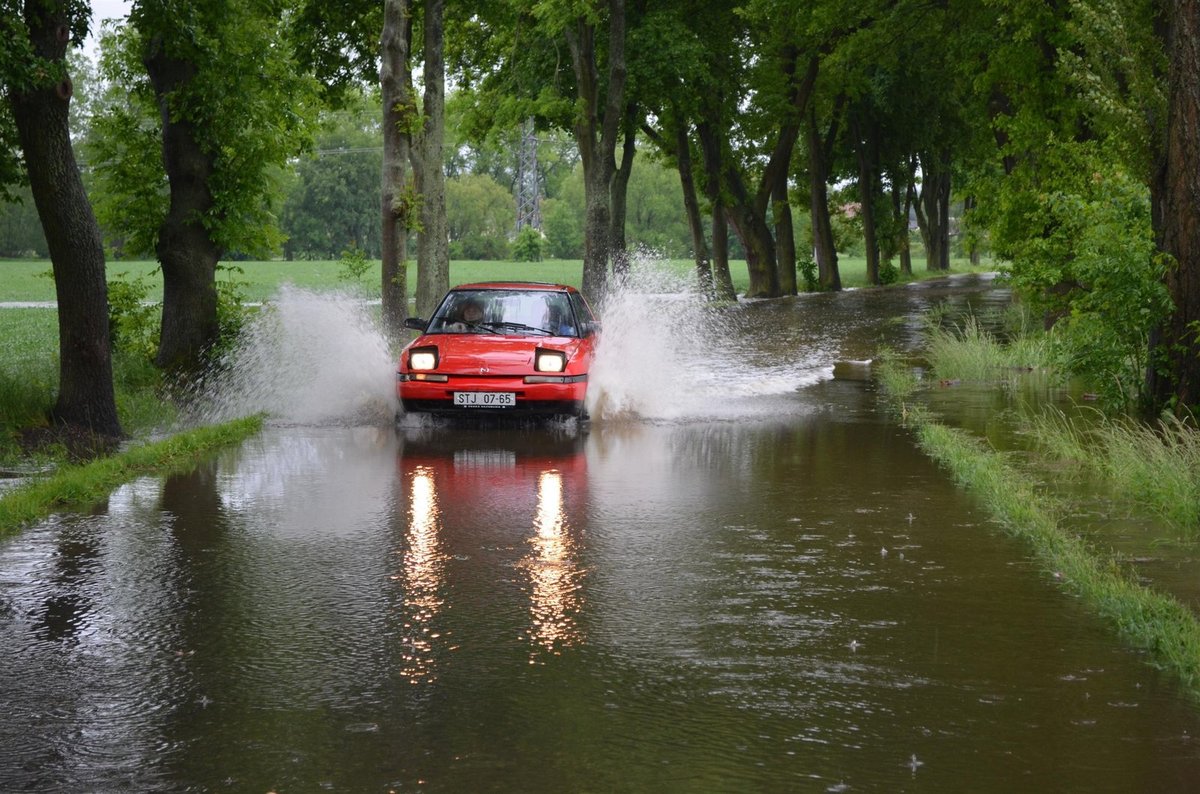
[397,374,588,416]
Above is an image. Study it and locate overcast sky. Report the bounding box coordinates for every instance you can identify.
[84,0,131,56]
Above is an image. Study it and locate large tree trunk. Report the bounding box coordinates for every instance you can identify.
[414,0,448,319]
[144,37,221,373]
[894,158,916,277]
[380,0,412,334]
[851,113,880,285]
[807,109,841,291]
[9,1,121,437]
[565,1,627,302]
[696,120,737,300]
[773,177,797,295]
[725,165,779,298]
[671,121,713,296]
[915,151,952,271]
[1147,0,1200,413]
[609,103,638,280]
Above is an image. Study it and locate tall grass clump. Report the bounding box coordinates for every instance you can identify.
[873,347,921,401]
[923,310,1051,386]
[1027,408,1200,536]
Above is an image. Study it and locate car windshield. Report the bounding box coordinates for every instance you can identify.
[428,289,580,337]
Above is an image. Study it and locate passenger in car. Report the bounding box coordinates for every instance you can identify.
[545,305,576,336]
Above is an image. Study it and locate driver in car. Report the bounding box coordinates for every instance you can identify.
[447,298,485,332]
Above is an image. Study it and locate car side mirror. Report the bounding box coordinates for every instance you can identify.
[404,317,428,332]
[582,320,601,336]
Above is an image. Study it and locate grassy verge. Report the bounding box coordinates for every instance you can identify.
[877,337,1200,699]
[0,415,263,536]
[917,418,1200,694]
[1026,408,1200,536]
[0,307,179,466]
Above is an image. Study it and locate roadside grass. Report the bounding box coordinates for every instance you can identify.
[876,321,1200,700]
[0,416,263,537]
[916,418,1200,697]
[0,308,180,466]
[923,307,1051,385]
[1025,408,1200,536]
[0,309,64,462]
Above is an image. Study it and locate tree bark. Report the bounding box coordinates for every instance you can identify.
[773,177,797,295]
[963,194,981,266]
[609,102,638,280]
[414,0,449,319]
[1147,0,1200,413]
[143,36,221,373]
[696,121,737,301]
[645,116,714,295]
[380,0,412,334]
[725,164,779,298]
[851,112,880,285]
[807,108,841,291]
[915,151,951,271]
[670,121,712,296]
[892,168,913,277]
[565,0,627,302]
[9,1,121,437]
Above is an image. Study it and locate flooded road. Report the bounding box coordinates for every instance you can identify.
[2,274,1200,791]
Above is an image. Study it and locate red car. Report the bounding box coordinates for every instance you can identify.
[396,282,599,419]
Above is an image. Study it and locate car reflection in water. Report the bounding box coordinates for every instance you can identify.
[394,425,589,678]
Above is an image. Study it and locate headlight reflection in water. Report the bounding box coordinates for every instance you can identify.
[395,466,446,683]
[524,469,584,657]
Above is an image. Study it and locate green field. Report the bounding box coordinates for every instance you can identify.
[1,255,993,304]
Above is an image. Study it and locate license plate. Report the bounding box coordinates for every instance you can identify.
[454,391,516,408]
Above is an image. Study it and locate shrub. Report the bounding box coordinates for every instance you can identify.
[512,227,544,262]
[107,271,159,364]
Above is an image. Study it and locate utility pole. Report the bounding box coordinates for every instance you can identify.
[515,117,540,232]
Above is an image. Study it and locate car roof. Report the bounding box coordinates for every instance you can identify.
[450,281,579,294]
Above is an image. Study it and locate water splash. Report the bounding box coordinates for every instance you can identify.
[587,255,828,423]
[190,286,396,426]
[185,259,831,429]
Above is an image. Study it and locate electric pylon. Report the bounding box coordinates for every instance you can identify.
[515,118,541,233]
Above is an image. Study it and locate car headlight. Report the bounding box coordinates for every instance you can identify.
[535,349,566,373]
[409,346,438,371]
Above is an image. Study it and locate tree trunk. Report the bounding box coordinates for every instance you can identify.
[851,113,880,285]
[916,151,951,271]
[895,159,916,277]
[1147,0,1200,413]
[565,1,627,302]
[963,194,981,266]
[380,0,412,334]
[725,166,779,298]
[9,1,121,437]
[696,121,737,301]
[414,0,448,319]
[143,36,221,373]
[671,120,713,297]
[807,109,841,291]
[609,103,638,280]
[773,177,797,295]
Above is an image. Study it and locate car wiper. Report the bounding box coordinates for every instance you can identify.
[491,321,552,335]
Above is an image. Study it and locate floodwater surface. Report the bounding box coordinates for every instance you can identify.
[2,272,1199,791]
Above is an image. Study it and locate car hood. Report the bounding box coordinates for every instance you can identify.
[413,334,591,374]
